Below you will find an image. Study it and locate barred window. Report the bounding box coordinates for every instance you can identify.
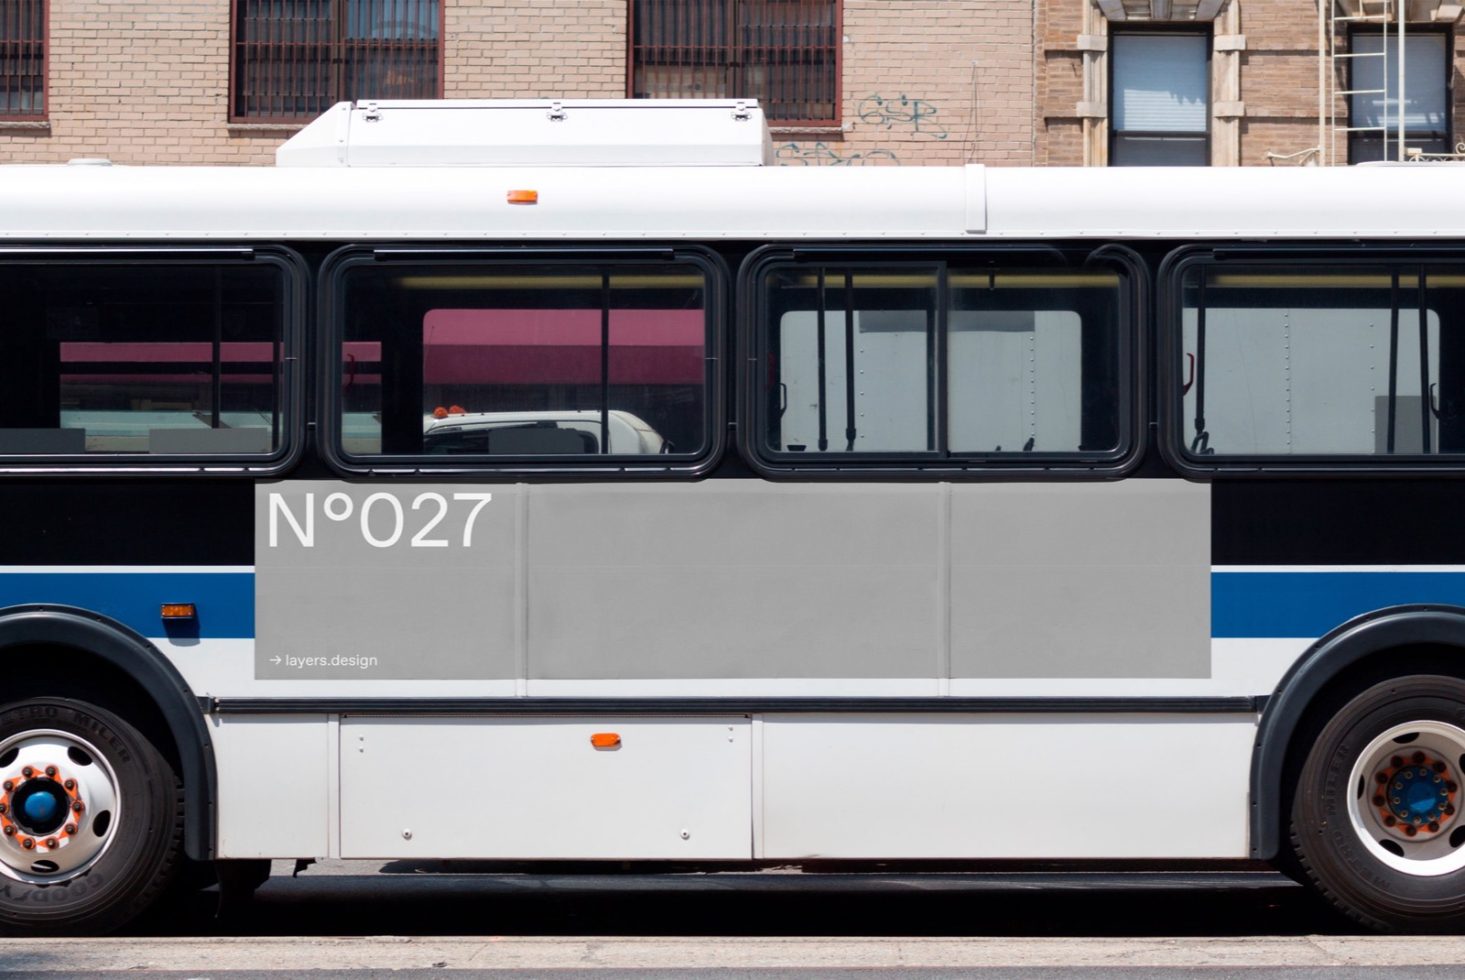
[231,0,440,123]
[630,0,840,127]
[0,0,45,120]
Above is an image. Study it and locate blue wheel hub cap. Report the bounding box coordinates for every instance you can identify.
[1389,765,1450,824]
[21,791,57,825]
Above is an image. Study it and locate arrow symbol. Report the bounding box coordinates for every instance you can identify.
[270,656,282,665]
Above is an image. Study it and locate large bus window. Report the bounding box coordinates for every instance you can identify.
[0,258,289,458]
[335,257,712,463]
[1178,263,1465,459]
[755,258,1126,467]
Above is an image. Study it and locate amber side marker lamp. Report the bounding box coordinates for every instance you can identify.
[507,189,539,205]
[160,603,197,621]
[590,732,622,749]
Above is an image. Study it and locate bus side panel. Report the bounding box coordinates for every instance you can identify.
[949,481,1211,681]
[337,716,751,859]
[759,714,1255,859]
[213,715,330,858]
[526,483,942,686]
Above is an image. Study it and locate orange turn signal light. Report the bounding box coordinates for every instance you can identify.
[160,603,196,621]
[506,189,539,205]
[590,732,621,749]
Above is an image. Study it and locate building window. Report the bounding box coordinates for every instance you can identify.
[1110,31,1210,166]
[231,0,441,123]
[0,0,46,120]
[1349,32,1450,163]
[629,0,840,127]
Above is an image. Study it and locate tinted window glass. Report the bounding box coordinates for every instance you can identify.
[0,261,287,456]
[1180,263,1465,457]
[757,260,1125,463]
[338,261,710,460]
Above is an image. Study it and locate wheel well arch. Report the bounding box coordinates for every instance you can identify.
[1251,605,1465,861]
[0,605,215,861]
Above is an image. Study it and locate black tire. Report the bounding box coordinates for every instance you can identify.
[0,698,182,935]
[1291,675,1465,932]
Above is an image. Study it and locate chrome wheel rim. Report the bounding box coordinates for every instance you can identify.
[1346,720,1465,877]
[0,730,119,884]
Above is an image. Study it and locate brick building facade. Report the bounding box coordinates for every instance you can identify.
[0,0,1460,167]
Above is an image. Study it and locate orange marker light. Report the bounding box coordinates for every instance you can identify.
[161,603,196,621]
[506,189,539,205]
[590,732,622,749]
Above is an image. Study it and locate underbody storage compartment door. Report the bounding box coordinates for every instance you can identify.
[338,716,751,859]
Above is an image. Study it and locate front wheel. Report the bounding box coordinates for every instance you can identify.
[0,698,182,934]
[1292,675,1465,931]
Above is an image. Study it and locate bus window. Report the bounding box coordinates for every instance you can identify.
[756,259,1125,466]
[768,267,938,454]
[1179,264,1465,459]
[947,269,1121,456]
[335,259,710,463]
[0,259,288,458]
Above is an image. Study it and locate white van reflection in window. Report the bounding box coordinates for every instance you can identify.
[421,410,669,455]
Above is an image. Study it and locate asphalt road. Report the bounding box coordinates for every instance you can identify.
[5,862,1465,977]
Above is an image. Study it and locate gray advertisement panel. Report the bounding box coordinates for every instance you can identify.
[254,481,517,680]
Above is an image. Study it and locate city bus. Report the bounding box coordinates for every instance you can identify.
[1,99,1465,934]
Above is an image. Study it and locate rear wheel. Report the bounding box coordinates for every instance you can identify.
[1292,675,1465,931]
[0,698,181,934]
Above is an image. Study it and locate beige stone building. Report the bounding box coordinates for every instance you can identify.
[0,0,1460,167]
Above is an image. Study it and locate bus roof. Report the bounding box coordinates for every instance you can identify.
[0,160,1464,241]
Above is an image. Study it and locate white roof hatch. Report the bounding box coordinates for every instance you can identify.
[276,99,774,168]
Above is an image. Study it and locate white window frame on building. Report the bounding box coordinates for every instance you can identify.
[1109,27,1212,166]
[1347,28,1453,163]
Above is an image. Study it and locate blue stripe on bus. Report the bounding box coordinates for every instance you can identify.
[1213,571,1465,639]
[0,572,254,639]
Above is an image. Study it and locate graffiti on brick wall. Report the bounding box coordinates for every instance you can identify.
[857,94,949,140]
[775,142,900,166]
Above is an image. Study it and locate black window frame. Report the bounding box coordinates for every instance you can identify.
[627,0,842,129]
[0,0,46,122]
[737,243,1145,479]
[1108,25,1213,168]
[0,245,305,476]
[1158,242,1465,478]
[318,244,727,478]
[229,0,444,125]
[1346,26,1453,165]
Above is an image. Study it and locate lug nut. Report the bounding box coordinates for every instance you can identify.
[1393,756,1405,768]
[69,801,82,813]
[43,838,56,849]
[4,781,13,792]
[62,779,74,791]
[1377,773,1390,783]
[21,767,32,778]
[1374,795,1386,807]
[3,826,14,837]
[0,804,9,815]
[1430,821,1441,832]
[1386,815,1398,826]
[63,824,75,835]
[1435,761,1447,773]
[1406,824,1419,836]
[20,838,33,850]
[1415,752,1427,765]
[43,766,55,778]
